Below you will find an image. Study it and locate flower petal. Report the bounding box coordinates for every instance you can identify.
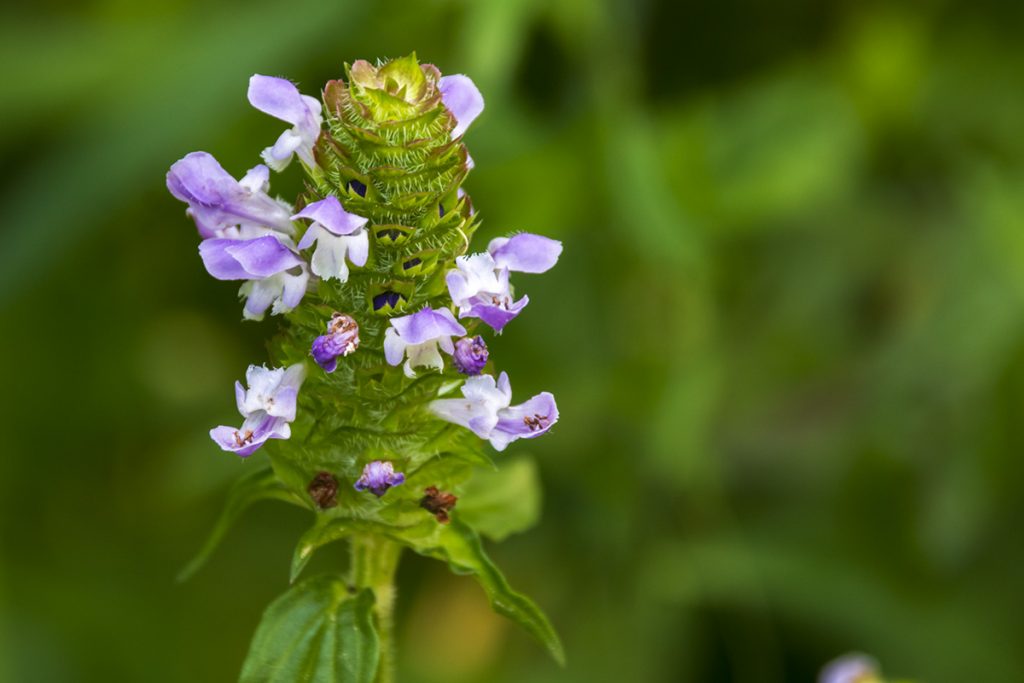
[309,230,352,282]
[224,236,302,278]
[168,151,295,237]
[240,277,279,320]
[198,239,253,280]
[383,328,405,366]
[391,307,466,344]
[430,396,499,439]
[491,391,558,451]
[345,230,369,267]
[209,413,288,458]
[488,233,562,273]
[439,74,484,138]
[239,164,271,194]
[272,268,309,314]
[464,294,528,332]
[292,196,368,236]
[248,75,311,127]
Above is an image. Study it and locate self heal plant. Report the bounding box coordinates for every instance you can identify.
[167,54,564,683]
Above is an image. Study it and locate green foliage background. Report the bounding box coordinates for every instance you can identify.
[3,0,1024,681]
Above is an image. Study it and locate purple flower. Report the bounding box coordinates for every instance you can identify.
[293,196,369,282]
[383,307,467,378]
[248,75,323,172]
[198,236,308,320]
[819,654,880,683]
[452,336,488,375]
[354,460,406,497]
[446,233,562,332]
[166,152,295,239]
[210,364,305,457]
[234,364,305,419]
[311,313,360,372]
[430,371,558,451]
[439,75,484,139]
[210,412,291,458]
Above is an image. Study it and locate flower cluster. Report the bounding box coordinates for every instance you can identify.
[167,55,560,497]
[168,54,568,680]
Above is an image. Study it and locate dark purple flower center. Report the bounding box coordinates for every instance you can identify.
[347,179,367,197]
[372,291,405,310]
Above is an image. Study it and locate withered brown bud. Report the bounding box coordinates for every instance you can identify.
[420,485,457,524]
[308,471,339,509]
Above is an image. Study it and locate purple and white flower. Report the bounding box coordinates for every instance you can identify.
[819,654,881,683]
[198,236,308,320]
[439,75,484,139]
[384,307,467,378]
[167,152,295,240]
[446,233,562,332]
[210,363,305,457]
[293,197,369,282]
[430,371,558,451]
[311,313,360,372]
[248,75,323,172]
[452,336,488,375]
[354,460,406,497]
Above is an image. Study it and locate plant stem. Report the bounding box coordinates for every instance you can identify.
[348,534,403,683]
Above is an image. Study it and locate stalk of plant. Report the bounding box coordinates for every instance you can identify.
[166,54,564,683]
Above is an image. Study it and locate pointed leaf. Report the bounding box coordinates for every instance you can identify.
[178,466,307,582]
[240,577,379,683]
[458,457,541,541]
[403,519,565,665]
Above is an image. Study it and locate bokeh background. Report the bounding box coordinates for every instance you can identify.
[3,0,1024,681]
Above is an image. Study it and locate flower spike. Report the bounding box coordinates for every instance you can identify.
[166,54,566,675]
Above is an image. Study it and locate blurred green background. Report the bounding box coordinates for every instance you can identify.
[3,0,1024,681]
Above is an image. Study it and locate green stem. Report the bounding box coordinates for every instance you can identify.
[348,535,403,683]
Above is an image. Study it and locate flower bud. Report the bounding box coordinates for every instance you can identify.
[308,471,339,509]
[420,486,458,523]
[452,335,489,375]
[311,313,360,372]
[354,460,405,497]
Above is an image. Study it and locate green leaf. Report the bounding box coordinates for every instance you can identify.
[404,519,565,666]
[289,514,564,664]
[458,456,541,541]
[178,466,307,582]
[239,577,379,683]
